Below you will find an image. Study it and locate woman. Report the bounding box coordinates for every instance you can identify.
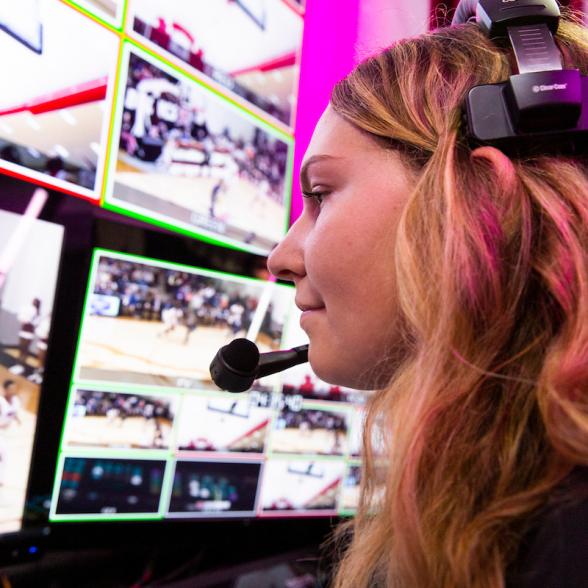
[268,13,588,588]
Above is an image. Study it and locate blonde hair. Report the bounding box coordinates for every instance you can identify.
[329,17,588,588]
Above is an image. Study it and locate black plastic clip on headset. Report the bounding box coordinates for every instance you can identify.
[452,0,588,153]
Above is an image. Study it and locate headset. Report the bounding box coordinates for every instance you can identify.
[210,0,587,393]
[452,0,588,153]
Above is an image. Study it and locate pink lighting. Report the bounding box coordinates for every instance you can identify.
[291,0,430,225]
[290,0,361,224]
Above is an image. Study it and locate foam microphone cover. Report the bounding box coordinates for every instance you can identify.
[209,338,260,392]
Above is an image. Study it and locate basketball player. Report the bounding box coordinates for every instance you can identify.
[226,301,245,337]
[30,312,51,384]
[9,298,41,376]
[159,303,183,338]
[208,178,226,219]
[0,380,21,426]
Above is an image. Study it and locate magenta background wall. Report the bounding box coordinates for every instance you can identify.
[289,0,360,223]
[290,0,430,224]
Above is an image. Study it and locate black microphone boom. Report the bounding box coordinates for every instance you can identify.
[209,338,309,393]
[257,346,309,378]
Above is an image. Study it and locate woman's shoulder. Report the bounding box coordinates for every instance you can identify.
[507,467,588,588]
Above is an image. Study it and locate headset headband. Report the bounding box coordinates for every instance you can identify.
[450,0,587,153]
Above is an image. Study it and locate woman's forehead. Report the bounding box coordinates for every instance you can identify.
[303,107,383,165]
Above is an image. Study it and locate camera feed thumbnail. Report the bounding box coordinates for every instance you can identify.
[176,395,272,454]
[271,406,349,456]
[130,0,303,126]
[76,251,291,390]
[168,459,261,516]
[63,389,177,450]
[54,457,166,517]
[0,0,118,197]
[0,202,63,533]
[260,460,344,513]
[107,47,291,255]
[340,464,360,513]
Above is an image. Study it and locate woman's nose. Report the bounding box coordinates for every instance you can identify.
[267,217,306,283]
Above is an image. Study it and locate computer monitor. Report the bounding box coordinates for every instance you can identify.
[0,0,302,254]
[0,190,64,537]
[0,183,361,562]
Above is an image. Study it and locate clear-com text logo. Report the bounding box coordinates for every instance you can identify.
[532,83,568,93]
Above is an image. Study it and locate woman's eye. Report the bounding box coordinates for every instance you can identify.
[302,190,327,206]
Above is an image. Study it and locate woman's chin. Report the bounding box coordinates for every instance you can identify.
[308,348,368,390]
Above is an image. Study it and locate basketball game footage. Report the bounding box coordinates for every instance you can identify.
[105,46,292,255]
[76,251,292,389]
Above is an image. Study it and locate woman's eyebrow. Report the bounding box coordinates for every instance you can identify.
[299,154,344,190]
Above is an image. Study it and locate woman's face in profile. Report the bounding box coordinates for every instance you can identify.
[268,107,415,389]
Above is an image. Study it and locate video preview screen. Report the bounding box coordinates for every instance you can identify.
[51,250,366,521]
[0,194,64,534]
[104,44,293,256]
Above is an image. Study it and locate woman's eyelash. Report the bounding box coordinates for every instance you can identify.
[302,190,326,205]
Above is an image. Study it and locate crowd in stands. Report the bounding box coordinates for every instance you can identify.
[276,407,348,435]
[133,15,291,124]
[74,389,174,423]
[93,257,281,342]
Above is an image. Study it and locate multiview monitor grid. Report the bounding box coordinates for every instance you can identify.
[0,0,303,254]
[50,249,366,521]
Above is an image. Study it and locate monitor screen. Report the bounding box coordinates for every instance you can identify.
[50,249,367,521]
[273,302,366,516]
[0,0,118,200]
[104,44,293,256]
[0,194,64,535]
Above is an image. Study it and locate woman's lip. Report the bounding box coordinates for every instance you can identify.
[296,300,326,312]
[300,307,326,323]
